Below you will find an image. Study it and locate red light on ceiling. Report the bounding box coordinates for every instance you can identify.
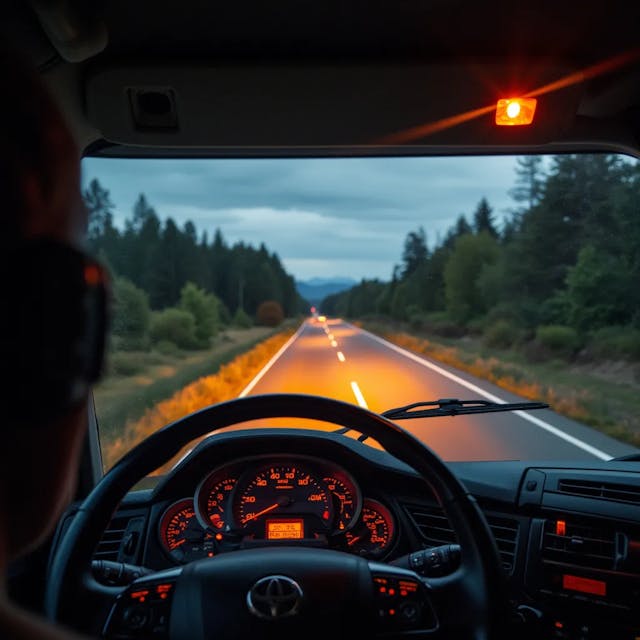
[556,520,567,536]
[495,98,537,126]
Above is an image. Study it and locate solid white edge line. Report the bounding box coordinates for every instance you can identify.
[337,351,346,362]
[172,323,306,469]
[238,322,306,397]
[352,324,612,461]
[350,381,368,409]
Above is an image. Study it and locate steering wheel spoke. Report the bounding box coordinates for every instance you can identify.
[102,568,181,639]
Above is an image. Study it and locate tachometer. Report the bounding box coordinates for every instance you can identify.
[233,463,333,538]
[345,498,395,557]
[324,475,358,532]
[158,499,215,563]
[195,465,243,534]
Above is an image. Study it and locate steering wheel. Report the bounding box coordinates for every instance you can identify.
[45,393,508,639]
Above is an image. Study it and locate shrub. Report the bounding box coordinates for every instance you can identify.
[111,277,151,351]
[107,352,145,377]
[232,307,253,328]
[179,282,220,347]
[408,312,425,332]
[150,308,198,349]
[256,300,284,327]
[483,320,522,349]
[535,325,582,359]
[421,312,466,338]
[589,326,640,361]
[155,339,182,357]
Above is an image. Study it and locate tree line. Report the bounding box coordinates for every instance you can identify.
[322,155,640,360]
[84,179,304,351]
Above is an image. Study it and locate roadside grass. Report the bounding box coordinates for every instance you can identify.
[360,320,640,449]
[96,325,296,470]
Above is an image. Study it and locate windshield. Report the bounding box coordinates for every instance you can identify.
[82,154,640,473]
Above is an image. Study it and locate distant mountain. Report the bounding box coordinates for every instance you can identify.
[296,277,357,307]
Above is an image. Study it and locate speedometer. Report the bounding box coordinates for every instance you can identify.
[232,463,333,538]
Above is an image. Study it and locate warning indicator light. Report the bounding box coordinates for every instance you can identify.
[495,98,537,126]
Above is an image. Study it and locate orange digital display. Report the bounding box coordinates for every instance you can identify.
[266,519,304,540]
[562,574,606,596]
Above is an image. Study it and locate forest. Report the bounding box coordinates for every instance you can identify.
[84,179,305,351]
[322,154,640,361]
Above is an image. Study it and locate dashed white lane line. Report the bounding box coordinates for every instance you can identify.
[355,325,613,461]
[331,340,338,348]
[238,323,306,397]
[350,381,368,409]
[337,351,346,362]
[328,334,334,341]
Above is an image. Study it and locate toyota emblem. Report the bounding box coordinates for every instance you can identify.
[247,575,303,620]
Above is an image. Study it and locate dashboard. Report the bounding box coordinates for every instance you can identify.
[53,428,640,639]
[158,455,396,563]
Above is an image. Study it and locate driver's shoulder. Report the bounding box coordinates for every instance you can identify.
[0,600,92,640]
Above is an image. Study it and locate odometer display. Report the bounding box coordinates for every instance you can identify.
[233,464,333,535]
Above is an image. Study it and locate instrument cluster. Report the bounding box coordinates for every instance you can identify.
[157,455,396,564]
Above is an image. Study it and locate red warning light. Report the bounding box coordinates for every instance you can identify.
[555,520,567,536]
[495,98,537,126]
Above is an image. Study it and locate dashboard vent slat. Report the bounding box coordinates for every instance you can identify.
[557,479,640,505]
[541,518,616,570]
[94,516,136,562]
[403,504,519,574]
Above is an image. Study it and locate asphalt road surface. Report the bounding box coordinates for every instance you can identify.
[232,319,638,462]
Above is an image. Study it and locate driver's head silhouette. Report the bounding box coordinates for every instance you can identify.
[0,42,104,639]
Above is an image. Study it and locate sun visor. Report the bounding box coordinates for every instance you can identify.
[85,62,584,151]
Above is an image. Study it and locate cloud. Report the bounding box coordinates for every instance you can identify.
[82,155,522,279]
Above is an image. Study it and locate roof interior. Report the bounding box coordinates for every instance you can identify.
[3,1,640,157]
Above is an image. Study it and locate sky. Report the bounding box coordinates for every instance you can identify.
[82,156,523,282]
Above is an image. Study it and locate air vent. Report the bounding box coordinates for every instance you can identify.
[404,504,457,547]
[542,519,616,570]
[557,479,640,505]
[403,504,519,573]
[485,514,519,573]
[93,514,145,562]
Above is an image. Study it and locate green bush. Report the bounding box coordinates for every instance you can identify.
[107,352,145,377]
[150,308,198,349]
[535,325,582,359]
[154,339,183,357]
[421,312,466,338]
[232,307,253,328]
[483,320,522,349]
[589,326,640,361]
[111,277,151,351]
[408,312,425,332]
[179,282,220,347]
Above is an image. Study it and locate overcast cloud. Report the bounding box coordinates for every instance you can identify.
[82,156,522,281]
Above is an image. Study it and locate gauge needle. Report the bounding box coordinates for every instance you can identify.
[242,497,291,524]
[347,535,361,546]
[242,502,280,524]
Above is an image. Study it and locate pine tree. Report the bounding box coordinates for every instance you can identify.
[472,198,498,238]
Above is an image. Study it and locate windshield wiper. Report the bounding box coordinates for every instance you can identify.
[381,398,549,421]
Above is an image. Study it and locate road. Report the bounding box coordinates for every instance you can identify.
[233,319,638,462]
